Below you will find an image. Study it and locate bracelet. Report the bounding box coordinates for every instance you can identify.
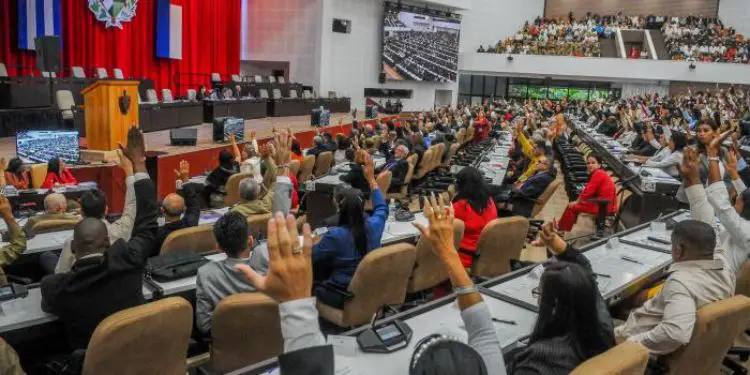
[708,156,721,162]
[454,284,478,295]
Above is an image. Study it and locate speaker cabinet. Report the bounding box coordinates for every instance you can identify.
[35,36,61,73]
[170,128,198,146]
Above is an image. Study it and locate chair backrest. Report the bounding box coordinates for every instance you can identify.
[96,68,108,79]
[146,89,159,103]
[161,89,174,103]
[30,163,48,188]
[81,297,192,375]
[735,260,750,297]
[407,220,464,293]
[342,243,417,326]
[186,89,197,101]
[303,90,313,99]
[72,66,86,78]
[0,62,7,77]
[441,143,459,167]
[313,151,333,177]
[531,179,561,218]
[289,90,298,99]
[29,219,79,234]
[471,216,529,278]
[246,213,273,235]
[224,172,254,207]
[430,144,445,172]
[455,128,465,144]
[298,155,316,182]
[663,295,750,374]
[211,293,282,373]
[366,171,391,210]
[41,71,56,78]
[56,90,76,120]
[211,73,221,82]
[159,224,217,255]
[413,148,433,180]
[570,341,649,375]
[268,75,276,83]
[327,91,336,98]
[113,68,124,79]
[272,89,282,99]
[259,89,269,99]
[277,76,286,84]
[254,75,263,83]
[288,160,301,179]
[231,74,241,82]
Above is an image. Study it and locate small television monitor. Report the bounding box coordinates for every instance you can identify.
[16,130,80,164]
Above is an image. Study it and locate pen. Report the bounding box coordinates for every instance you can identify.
[620,255,643,265]
[492,318,517,325]
[595,272,611,278]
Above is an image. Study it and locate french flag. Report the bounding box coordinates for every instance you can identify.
[17,0,62,50]
[156,0,183,60]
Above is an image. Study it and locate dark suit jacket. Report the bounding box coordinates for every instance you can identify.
[155,182,202,253]
[279,345,334,375]
[379,158,409,192]
[40,178,160,350]
[339,163,370,194]
[306,146,327,158]
[509,171,554,217]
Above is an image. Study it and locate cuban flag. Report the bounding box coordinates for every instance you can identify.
[156,0,182,60]
[17,0,62,50]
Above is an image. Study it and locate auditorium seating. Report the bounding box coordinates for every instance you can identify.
[231,74,241,83]
[406,219,464,294]
[364,171,391,211]
[41,71,56,78]
[72,66,86,78]
[316,243,417,327]
[530,179,562,218]
[55,90,78,121]
[160,224,218,255]
[113,68,124,79]
[81,297,192,375]
[145,89,159,103]
[313,151,333,177]
[223,172,254,207]
[28,219,79,235]
[246,213,273,235]
[297,155,316,182]
[570,341,649,375]
[470,217,529,279]
[208,293,283,373]
[96,68,108,79]
[268,76,276,84]
[162,89,175,103]
[0,62,7,78]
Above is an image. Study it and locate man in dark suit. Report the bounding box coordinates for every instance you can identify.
[40,127,160,351]
[376,145,410,193]
[155,160,202,252]
[499,159,555,217]
[306,136,327,158]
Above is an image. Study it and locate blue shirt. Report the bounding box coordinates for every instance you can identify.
[312,189,388,287]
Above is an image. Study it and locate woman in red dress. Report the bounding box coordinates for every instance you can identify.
[452,167,498,268]
[557,154,617,232]
[41,157,78,189]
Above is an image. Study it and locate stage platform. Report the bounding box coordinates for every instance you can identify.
[0,112,398,212]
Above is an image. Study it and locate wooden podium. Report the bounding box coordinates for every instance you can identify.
[81,80,140,151]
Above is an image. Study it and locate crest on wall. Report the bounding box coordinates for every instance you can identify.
[88,0,138,29]
[119,90,131,115]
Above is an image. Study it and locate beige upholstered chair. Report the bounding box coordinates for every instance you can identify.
[146,89,159,103]
[298,155,316,182]
[254,75,263,83]
[211,73,221,82]
[223,172,254,207]
[317,243,416,327]
[95,67,108,79]
[30,163,48,189]
[441,143,460,168]
[386,157,415,201]
[28,219,80,235]
[71,66,86,78]
[186,89,197,101]
[412,148,433,181]
[277,76,286,84]
[272,89,282,100]
[471,217,530,278]
[246,213,273,235]
[289,90,298,99]
[56,90,77,121]
[288,160,301,179]
[313,151,333,177]
[530,179,562,218]
[0,62,7,77]
[230,74,241,83]
[210,293,282,373]
[81,297,192,375]
[268,76,276,83]
[735,261,750,297]
[662,295,750,374]
[570,341,649,375]
[161,89,175,103]
[159,224,217,255]
[259,89,269,99]
[113,68,124,79]
[406,220,464,294]
[365,171,391,211]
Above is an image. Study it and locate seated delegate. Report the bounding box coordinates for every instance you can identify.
[23,193,80,234]
[41,157,78,189]
[155,160,202,252]
[498,158,555,218]
[452,167,497,268]
[556,154,617,233]
[0,195,26,285]
[203,150,240,207]
[1,158,30,190]
[311,154,387,309]
[641,131,687,178]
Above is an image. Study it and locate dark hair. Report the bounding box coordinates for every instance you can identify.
[455,167,491,214]
[337,138,350,151]
[587,154,603,165]
[741,188,750,221]
[531,262,614,360]
[410,335,488,375]
[671,132,687,151]
[336,189,368,257]
[80,190,107,219]
[696,118,720,152]
[672,220,717,258]
[213,212,249,258]
[345,148,355,162]
[6,157,23,176]
[47,157,61,175]
[218,150,235,169]
[291,140,302,156]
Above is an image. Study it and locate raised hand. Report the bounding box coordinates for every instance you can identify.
[363,152,376,184]
[680,147,701,185]
[115,149,134,177]
[533,221,567,255]
[273,129,291,165]
[413,193,457,262]
[235,213,313,303]
[708,130,732,156]
[174,160,190,182]
[118,126,147,172]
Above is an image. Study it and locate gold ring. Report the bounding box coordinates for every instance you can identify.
[292,247,304,254]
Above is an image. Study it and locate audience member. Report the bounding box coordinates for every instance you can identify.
[376,144,410,193]
[195,212,257,333]
[155,160,201,251]
[41,127,159,353]
[291,139,305,163]
[307,136,327,158]
[23,193,80,234]
[642,131,687,178]
[1,158,30,190]
[0,195,26,286]
[513,121,548,184]
[41,157,78,189]
[339,149,370,195]
[203,150,240,207]
[452,167,498,268]
[557,154,617,232]
[499,158,556,217]
[333,134,349,165]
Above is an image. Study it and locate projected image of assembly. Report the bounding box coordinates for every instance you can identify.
[16,131,80,164]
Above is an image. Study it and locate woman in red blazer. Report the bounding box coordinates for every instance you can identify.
[557,154,617,232]
[452,167,497,268]
[41,157,78,189]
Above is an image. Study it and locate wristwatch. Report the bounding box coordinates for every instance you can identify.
[454,284,478,295]
[708,156,721,162]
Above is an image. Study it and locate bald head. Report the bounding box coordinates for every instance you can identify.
[162,193,185,220]
[44,193,67,214]
[72,218,109,258]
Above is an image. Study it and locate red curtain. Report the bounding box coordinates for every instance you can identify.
[0,0,240,95]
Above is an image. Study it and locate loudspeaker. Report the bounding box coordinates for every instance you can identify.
[170,128,198,146]
[212,117,244,142]
[311,108,321,127]
[35,36,61,73]
[365,105,378,119]
[378,72,386,84]
[332,19,351,34]
[311,108,331,127]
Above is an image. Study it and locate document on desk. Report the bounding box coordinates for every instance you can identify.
[584,243,672,295]
[489,273,540,308]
